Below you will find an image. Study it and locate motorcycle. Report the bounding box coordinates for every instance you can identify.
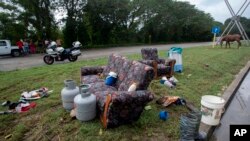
[43,41,82,65]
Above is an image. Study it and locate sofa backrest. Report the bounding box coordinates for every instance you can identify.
[103,54,133,89]
[118,60,154,91]
[141,48,159,60]
[103,54,154,91]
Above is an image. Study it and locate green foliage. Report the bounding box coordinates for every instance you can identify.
[0,45,250,140]
[1,0,250,47]
[0,12,26,43]
[224,17,250,37]
[60,0,87,47]
[0,0,59,42]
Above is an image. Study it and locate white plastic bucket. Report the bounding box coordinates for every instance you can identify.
[201,95,225,126]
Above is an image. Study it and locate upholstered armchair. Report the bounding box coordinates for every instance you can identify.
[140,48,176,77]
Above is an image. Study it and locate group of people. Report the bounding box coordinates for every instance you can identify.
[16,39,36,55]
[16,38,64,56]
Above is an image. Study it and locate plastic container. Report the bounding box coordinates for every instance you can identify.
[201,95,225,126]
[105,72,117,86]
[160,79,174,88]
[74,84,96,121]
[61,80,79,111]
[159,110,169,121]
[168,47,183,72]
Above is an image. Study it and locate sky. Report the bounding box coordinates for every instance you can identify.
[177,0,250,23]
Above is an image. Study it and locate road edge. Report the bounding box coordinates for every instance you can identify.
[199,61,250,140]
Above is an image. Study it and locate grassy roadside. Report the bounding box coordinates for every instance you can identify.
[0,45,250,141]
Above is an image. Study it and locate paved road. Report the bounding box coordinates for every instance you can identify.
[212,70,250,141]
[0,42,211,71]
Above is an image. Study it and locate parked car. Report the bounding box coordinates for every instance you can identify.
[0,40,20,57]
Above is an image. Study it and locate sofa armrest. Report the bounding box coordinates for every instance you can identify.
[165,59,176,77]
[138,60,158,78]
[157,58,165,64]
[165,58,176,66]
[81,66,105,76]
[95,90,154,128]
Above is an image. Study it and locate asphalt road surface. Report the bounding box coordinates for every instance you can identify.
[0,42,211,71]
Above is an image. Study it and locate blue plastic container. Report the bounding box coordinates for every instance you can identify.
[105,76,117,86]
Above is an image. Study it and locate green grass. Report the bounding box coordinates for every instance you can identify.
[0,44,250,141]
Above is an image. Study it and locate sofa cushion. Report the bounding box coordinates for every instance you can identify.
[88,82,117,94]
[82,75,104,84]
[118,61,154,91]
[102,54,132,89]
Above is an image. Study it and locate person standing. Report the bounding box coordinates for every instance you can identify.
[29,40,36,54]
[23,39,29,55]
[16,39,24,54]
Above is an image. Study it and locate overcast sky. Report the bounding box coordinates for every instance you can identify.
[178,0,250,23]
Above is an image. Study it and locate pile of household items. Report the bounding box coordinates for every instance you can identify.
[62,48,181,128]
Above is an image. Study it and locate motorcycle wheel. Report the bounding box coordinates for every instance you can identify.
[68,55,78,62]
[43,55,54,65]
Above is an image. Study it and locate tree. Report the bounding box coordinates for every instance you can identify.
[84,0,132,45]
[138,0,215,43]
[58,0,87,47]
[224,17,250,37]
[1,0,223,47]
[0,0,58,41]
[0,13,26,43]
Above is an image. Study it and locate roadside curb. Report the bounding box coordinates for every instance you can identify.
[199,61,250,140]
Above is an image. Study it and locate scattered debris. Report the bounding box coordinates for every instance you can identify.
[180,110,206,140]
[15,102,36,113]
[160,79,174,88]
[20,87,52,100]
[159,110,168,121]
[0,110,15,115]
[221,85,228,91]
[160,76,178,88]
[99,128,103,136]
[5,134,12,139]
[70,108,76,118]
[144,105,152,110]
[1,100,36,114]
[204,64,209,68]
[1,87,50,115]
[156,96,186,107]
[187,74,192,79]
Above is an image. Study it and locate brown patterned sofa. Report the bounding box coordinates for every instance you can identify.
[80,53,154,128]
[140,48,176,77]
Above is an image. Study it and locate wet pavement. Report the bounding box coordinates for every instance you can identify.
[212,70,250,141]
